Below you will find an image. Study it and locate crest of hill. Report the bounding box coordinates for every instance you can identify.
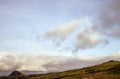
[9,71,25,76]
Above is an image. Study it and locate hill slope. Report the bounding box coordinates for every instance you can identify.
[0,60,120,79]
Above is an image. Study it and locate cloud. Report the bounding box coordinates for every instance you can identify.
[73,0,120,50]
[97,0,120,38]
[107,27,120,38]
[0,51,120,73]
[44,0,120,51]
[43,51,120,71]
[99,0,120,28]
[44,17,96,48]
[45,20,80,41]
[0,51,65,71]
[74,28,101,50]
[73,26,109,51]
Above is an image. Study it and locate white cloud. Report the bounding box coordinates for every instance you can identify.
[45,20,80,40]
[0,51,120,73]
[0,51,66,71]
[45,17,101,49]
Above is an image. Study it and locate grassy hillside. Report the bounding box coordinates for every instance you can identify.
[0,60,120,79]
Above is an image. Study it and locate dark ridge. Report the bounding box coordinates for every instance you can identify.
[102,60,118,64]
[9,71,24,76]
[108,60,116,62]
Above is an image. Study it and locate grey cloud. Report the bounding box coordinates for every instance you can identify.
[75,28,101,49]
[97,0,120,38]
[73,28,108,51]
[73,0,120,50]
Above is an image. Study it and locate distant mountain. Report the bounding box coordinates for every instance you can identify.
[0,70,46,76]
[9,71,24,76]
[0,60,120,79]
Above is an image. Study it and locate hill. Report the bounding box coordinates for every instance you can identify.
[9,71,25,76]
[0,60,120,79]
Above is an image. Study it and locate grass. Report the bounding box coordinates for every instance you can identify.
[93,73,120,79]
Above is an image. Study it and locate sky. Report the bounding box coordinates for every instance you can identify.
[0,0,120,73]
